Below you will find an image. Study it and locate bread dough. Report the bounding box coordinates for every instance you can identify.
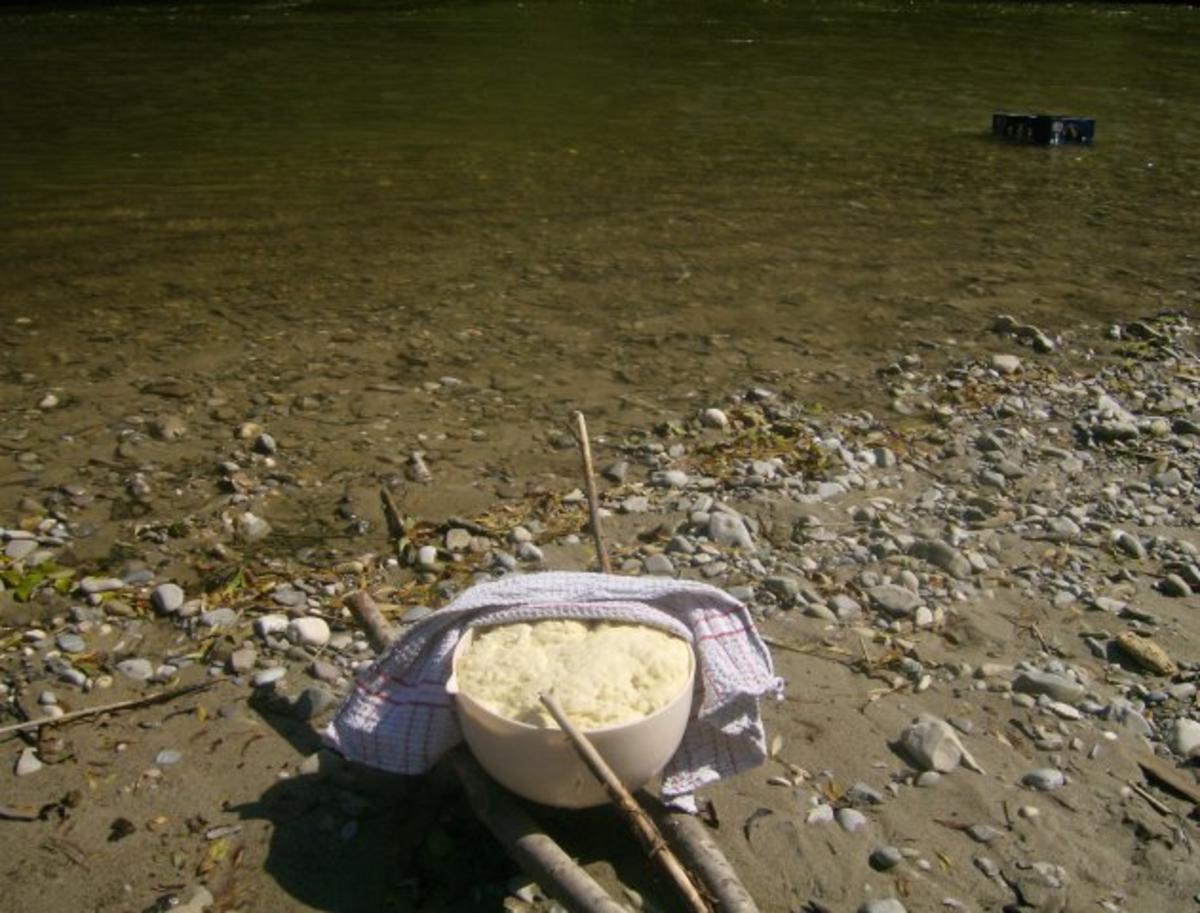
[456,619,692,729]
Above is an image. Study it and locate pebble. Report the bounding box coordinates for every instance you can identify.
[151,582,185,614]
[869,846,904,871]
[56,633,86,654]
[966,824,1003,844]
[708,513,755,551]
[4,538,37,560]
[237,511,272,542]
[643,553,675,576]
[200,608,237,628]
[117,658,154,682]
[858,900,906,913]
[1013,670,1085,704]
[991,353,1022,374]
[806,803,835,825]
[650,469,689,488]
[228,648,257,675]
[15,747,43,776]
[867,584,921,617]
[416,545,439,570]
[1167,718,1200,759]
[445,528,472,552]
[155,749,183,766]
[701,408,729,429]
[909,539,972,579]
[291,686,335,721]
[173,885,214,913]
[288,616,331,647]
[1112,529,1147,560]
[915,771,941,787]
[79,576,125,596]
[1022,768,1066,791]
[836,807,868,832]
[255,614,289,637]
[253,667,287,687]
[1159,574,1192,597]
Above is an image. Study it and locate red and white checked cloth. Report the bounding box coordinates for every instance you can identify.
[323,571,783,808]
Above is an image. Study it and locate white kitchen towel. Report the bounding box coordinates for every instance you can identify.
[323,571,783,807]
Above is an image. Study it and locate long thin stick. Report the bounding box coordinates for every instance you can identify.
[539,693,713,913]
[569,411,612,573]
[448,747,628,913]
[0,679,223,738]
[655,805,761,913]
[345,590,396,654]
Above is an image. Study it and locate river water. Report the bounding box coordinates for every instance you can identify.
[1,0,1198,531]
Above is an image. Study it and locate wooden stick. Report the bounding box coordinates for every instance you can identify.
[379,486,407,543]
[448,747,627,913]
[539,693,713,913]
[656,806,761,913]
[345,590,397,654]
[569,411,612,574]
[0,679,223,739]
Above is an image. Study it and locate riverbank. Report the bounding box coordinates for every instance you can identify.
[1,309,1198,913]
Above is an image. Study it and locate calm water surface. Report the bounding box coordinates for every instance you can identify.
[1,0,1198,438]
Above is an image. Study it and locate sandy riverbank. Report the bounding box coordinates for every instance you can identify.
[2,310,1199,913]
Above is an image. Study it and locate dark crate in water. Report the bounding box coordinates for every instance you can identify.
[992,113,1095,146]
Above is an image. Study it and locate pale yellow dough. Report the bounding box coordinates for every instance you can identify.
[456,619,693,729]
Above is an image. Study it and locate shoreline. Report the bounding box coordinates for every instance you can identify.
[2,309,1199,913]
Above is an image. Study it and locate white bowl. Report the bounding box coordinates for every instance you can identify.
[447,624,696,808]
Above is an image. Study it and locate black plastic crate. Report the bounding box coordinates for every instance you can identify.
[992,112,1095,146]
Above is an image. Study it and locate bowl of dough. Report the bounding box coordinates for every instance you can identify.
[447,618,696,808]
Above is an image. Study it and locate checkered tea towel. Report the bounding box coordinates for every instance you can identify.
[323,571,783,808]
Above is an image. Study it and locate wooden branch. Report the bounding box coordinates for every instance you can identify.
[345,590,397,654]
[569,411,612,574]
[656,807,761,913]
[379,486,407,543]
[448,747,627,913]
[539,693,714,913]
[0,679,224,739]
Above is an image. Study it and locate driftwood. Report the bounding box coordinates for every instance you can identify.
[568,411,612,574]
[0,679,224,739]
[657,807,760,913]
[540,693,713,913]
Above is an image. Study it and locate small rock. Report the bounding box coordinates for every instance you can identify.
[254,432,278,455]
[806,803,835,825]
[991,353,1022,374]
[708,513,755,551]
[237,511,272,542]
[643,553,675,576]
[15,747,43,776]
[1112,529,1147,560]
[1167,718,1200,759]
[858,900,906,913]
[845,782,885,806]
[255,614,289,638]
[1022,768,1066,791]
[869,846,904,871]
[1159,574,1192,598]
[79,576,125,596]
[602,461,629,483]
[836,807,868,833]
[915,771,941,788]
[291,686,335,721]
[174,885,215,913]
[252,667,286,688]
[966,824,1003,844]
[117,658,154,682]
[909,539,972,579]
[289,616,331,648]
[56,633,86,654]
[701,408,729,429]
[151,583,185,615]
[155,749,183,766]
[445,528,473,552]
[228,648,257,675]
[416,545,439,570]
[898,714,984,774]
[867,584,921,617]
[1013,670,1086,705]
[650,469,689,489]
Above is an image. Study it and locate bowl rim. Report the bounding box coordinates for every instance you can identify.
[447,619,697,735]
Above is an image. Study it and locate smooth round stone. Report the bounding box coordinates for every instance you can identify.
[56,633,86,654]
[1167,718,1200,759]
[288,616,331,648]
[643,553,675,576]
[117,658,155,681]
[4,539,37,561]
[59,667,87,687]
[416,545,439,570]
[869,846,904,871]
[836,807,868,833]
[252,667,287,688]
[517,542,544,563]
[37,690,58,706]
[254,614,289,637]
[1022,768,1066,791]
[155,749,183,766]
[915,771,941,788]
[859,900,907,913]
[806,804,835,825]
[228,648,257,675]
[701,408,729,429]
[201,608,238,628]
[151,583,185,615]
[445,528,473,552]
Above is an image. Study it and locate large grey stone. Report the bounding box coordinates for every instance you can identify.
[1013,670,1086,705]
